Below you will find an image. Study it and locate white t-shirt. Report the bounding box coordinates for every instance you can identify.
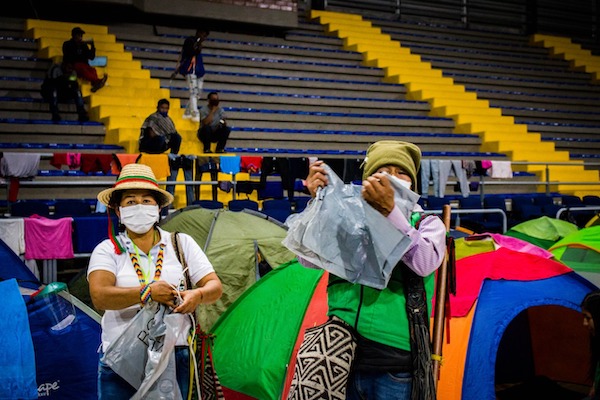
[87,227,214,351]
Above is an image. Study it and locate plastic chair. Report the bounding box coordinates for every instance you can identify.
[532,195,561,218]
[261,208,292,223]
[583,195,600,205]
[458,196,485,232]
[293,196,311,212]
[53,199,92,217]
[10,200,51,217]
[424,196,450,211]
[483,197,507,233]
[192,200,224,209]
[561,195,583,207]
[511,196,542,223]
[228,199,259,212]
[262,199,293,211]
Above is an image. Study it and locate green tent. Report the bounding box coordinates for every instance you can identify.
[550,225,600,288]
[160,207,295,330]
[210,260,327,400]
[505,216,578,249]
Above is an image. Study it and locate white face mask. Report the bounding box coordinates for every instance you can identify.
[397,178,412,190]
[119,204,160,234]
[384,172,412,190]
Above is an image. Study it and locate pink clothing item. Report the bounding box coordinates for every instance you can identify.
[449,247,571,317]
[469,233,554,259]
[50,153,81,170]
[24,216,74,260]
[480,160,492,169]
[387,206,447,277]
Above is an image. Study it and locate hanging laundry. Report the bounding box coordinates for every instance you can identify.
[0,152,40,177]
[1,152,41,202]
[0,218,26,256]
[111,153,141,175]
[80,153,114,174]
[438,159,470,198]
[488,161,513,179]
[240,156,263,173]
[138,153,170,180]
[50,153,82,170]
[24,216,74,260]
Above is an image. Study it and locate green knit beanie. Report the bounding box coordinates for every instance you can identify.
[362,140,421,185]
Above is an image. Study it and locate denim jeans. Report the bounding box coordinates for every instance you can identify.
[98,347,190,399]
[346,370,412,400]
[184,74,204,117]
[438,159,470,198]
[167,154,196,206]
[420,159,440,199]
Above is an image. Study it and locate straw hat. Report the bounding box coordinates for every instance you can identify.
[97,164,174,208]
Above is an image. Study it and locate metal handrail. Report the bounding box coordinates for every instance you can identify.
[555,205,600,220]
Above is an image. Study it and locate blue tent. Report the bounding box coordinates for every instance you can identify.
[0,239,101,399]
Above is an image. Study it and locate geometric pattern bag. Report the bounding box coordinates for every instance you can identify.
[171,232,225,400]
[287,316,357,400]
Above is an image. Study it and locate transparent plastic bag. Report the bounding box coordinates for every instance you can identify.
[283,164,418,289]
[102,303,187,400]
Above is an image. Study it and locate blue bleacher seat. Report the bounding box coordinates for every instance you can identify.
[53,199,92,218]
[192,200,223,209]
[261,208,292,223]
[583,195,600,205]
[458,196,485,232]
[10,200,51,217]
[228,199,259,212]
[483,197,507,233]
[511,196,543,224]
[293,196,312,212]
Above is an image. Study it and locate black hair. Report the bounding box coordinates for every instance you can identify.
[157,98,170,107]
[207,91,218,100]
[108,189,164,209]
[582,290,600,379]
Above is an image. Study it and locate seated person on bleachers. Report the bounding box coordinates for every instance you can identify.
[40,62,89,123]
[139,98,182,154]
[197,92,230,153]
[62,26,107,93]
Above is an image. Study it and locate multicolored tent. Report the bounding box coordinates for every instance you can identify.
[550,225,600,288]
[438,235,595,400]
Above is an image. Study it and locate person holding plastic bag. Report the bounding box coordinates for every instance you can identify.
[295,141,446,400]
[87,163,222,399]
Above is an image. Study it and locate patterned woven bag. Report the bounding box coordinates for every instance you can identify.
[287,316,357,400]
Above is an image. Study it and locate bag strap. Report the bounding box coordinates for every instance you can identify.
[171,231,193,290]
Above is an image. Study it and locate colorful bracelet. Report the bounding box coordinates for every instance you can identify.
[140,283,152,305]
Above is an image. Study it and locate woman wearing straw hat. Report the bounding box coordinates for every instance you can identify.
[87,163,222,399]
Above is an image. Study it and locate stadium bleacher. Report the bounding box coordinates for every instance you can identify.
[0,5,598,229]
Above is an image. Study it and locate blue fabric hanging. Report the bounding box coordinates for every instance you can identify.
[0,279,37,399]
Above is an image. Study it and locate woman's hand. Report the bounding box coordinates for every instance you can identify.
[149,280,178,308]
[173,288,203,314]
[305,160,328,198]
[361,172,396,217]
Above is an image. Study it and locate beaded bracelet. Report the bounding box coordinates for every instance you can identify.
[140,283,152,305]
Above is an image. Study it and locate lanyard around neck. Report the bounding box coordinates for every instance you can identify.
[130,242,165,286]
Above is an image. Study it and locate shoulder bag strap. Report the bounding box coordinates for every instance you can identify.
[171,231,193,290]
